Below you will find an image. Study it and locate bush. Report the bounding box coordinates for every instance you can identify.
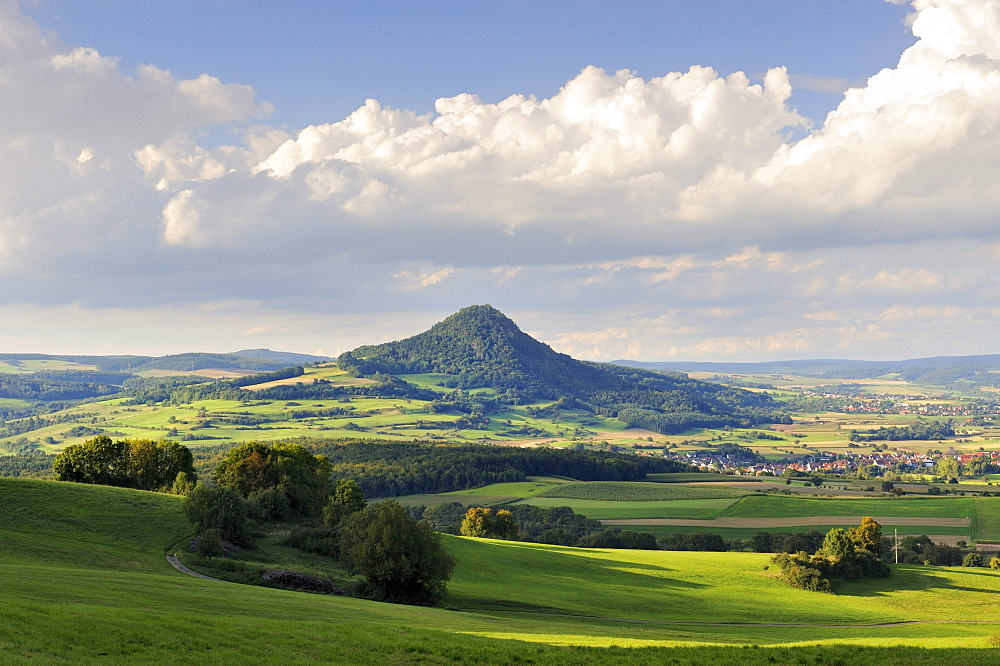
[780,564,832,593]
[990,556,1000,570]
[285,526,340,558]
[963,552,984,567]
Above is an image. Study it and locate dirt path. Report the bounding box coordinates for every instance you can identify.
[166,553,227,582]
[601,516,970,527]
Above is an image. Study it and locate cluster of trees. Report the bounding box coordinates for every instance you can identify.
[278,439,686,497]
[459,507,519,539]
[849,422,955,442]
[0,375,120,401]
[185,443,456,606]
[748,530,826,554]
[53,436,197,491]
[891,535,965,566]
[409,502,662,550]
[771,517,891,592]
[0,452,56,478]
[214,441,332,518]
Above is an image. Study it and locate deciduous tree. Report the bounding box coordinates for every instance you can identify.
[338,500,456,605]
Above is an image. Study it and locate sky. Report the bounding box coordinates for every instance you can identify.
[2,0,1000,362]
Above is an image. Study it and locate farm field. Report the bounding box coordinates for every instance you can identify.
[7,358,1000,465]
[2,478,1000,663]
[389,476,998,543]
[0,359,97,373]
[0,388,663,455]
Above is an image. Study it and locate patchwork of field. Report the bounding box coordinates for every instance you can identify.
[391,476,999,544]
[0,359,97,373]
[0,370,664,454]
[3,477,1000,663]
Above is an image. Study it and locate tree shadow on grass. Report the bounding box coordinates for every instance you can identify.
[470,538,703,580]
[836,563,1000,597]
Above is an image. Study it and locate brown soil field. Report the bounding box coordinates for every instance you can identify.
[240,376,376,390]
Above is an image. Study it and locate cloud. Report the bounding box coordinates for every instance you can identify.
[5,0,1000,360]
[787,73,860,95]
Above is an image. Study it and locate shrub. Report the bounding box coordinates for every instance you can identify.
[285,526,340,558]
[780,564,832,593]
[963,552,984,567]
[990,556,1000,570]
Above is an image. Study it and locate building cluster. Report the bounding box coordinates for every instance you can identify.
[665,448,1000,478]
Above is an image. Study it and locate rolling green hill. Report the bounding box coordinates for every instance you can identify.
[3,477,1000,663]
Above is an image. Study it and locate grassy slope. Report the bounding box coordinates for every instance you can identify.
[2,478,1000,663]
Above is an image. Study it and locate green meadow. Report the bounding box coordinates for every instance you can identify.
[3,478,1000,664]
[719,495,975,519]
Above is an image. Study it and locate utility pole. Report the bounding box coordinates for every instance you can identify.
[894,528,899,564]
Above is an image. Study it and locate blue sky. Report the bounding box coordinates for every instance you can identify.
[26,1,914,127]
[4,0,1000,362]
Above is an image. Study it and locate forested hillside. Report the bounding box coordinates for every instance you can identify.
[338,305,788,433]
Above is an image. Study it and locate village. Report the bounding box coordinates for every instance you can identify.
[666,446,1000,480]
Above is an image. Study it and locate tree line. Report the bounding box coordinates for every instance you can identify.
[286,439,687,497]
[849,421,955,442]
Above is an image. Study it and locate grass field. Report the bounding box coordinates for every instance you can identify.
[719,495,975,519]
[973,498,1000,541]
[3,478,1000,663]
[536,481,747,501]
[389,478,993,539]
[516,497,741,520]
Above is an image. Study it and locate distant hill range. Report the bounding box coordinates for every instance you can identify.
[0,350,330,375]
[612,355,1000,387]
[338,305,788,433]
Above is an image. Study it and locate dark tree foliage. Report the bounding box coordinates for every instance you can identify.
[0,353,150,372]
[749,530,826,554]
[577,527,659,550]
[183,484,253,547]
[290,439,685,497]
[0,453,56,477]
[338,500,456,605]
[409,502,659,550]
[52,436,196,490]
[336,305,790,433]
[214,441,333,517]
[849,421,955,442]
[0,374,120,401]
[890,535,964,566]
[32,370,136,386]
[660,532,728,551]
